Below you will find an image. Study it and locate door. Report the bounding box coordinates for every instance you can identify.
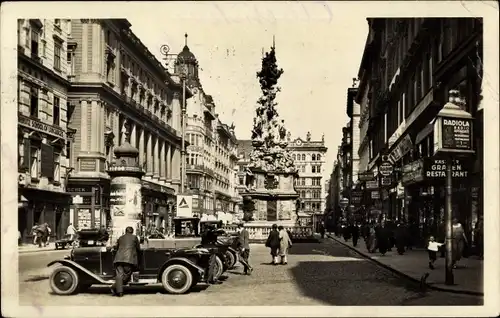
[267,201,277,221]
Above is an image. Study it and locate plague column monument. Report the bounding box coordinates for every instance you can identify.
[241,40,299,227]
[107,121,145,245]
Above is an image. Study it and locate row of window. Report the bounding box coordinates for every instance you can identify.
[23,23,65,72]
[22,82,64,126]
[292,153,322,161]
[294,177,322,186]
[298,202,322,211]
[298,190,323,199]
[19,140,62,183]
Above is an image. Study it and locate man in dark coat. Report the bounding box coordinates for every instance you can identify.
[351,223,360,247]
[111,226,141,297]
[237,224,253,275]
[265,224,281,265]
[394,222,408,255]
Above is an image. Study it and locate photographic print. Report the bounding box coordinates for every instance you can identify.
[1,1,498,317]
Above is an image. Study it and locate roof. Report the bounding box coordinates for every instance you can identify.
[177,45,197,64]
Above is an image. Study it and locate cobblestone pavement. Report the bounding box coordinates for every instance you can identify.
[19,239,483,306]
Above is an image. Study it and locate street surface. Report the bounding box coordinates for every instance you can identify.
[19,238,482,306]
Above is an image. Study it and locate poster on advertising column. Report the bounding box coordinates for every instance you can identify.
[110,183,142,220]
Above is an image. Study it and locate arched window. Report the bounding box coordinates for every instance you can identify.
[312,166,316,173]
[312,154,316,161]
[292,154,296,160]
[317,154,321,161]
[306,190,311,198]
[301,178,305,186]
[301,190,305,198]
[301,154,306,161]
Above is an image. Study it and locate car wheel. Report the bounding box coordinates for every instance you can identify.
[161,264,193,295]
[225,251,236,269]
[49,266,79,295]
[214,255,224,280]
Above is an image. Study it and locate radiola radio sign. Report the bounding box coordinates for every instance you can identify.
[441,118,472,150]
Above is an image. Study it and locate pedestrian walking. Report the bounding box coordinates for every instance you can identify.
[365,223,377,253]
[452,218,468,268]
[31,223,39,245]
[278,226,292,265]
[376,221,389,255]
[110,226,141,297]
[45,223,52,245]
[427,236,444,269]
[237,224,253,275]
[66,223,77,241]
[394,222,408,255]
[265,224,281,265]
[318,221,325,239]
[351,223,360,247]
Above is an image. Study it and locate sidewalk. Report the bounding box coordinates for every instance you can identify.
[18,243,57,254]
[327,234,483,296]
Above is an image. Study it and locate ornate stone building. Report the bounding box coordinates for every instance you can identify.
[66,19,190,230]
[288,132,328,227]
[17,19,73,242]
[176,40,241,224]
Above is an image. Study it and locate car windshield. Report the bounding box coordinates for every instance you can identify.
[174,219,199,237]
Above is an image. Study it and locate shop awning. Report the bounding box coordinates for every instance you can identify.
[415,122,434,145]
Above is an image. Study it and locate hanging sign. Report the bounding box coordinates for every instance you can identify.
[176,195,193,218]
[379,161,394,177]
[441,117,472,150]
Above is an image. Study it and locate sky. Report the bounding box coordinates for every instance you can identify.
[126,2,369,180]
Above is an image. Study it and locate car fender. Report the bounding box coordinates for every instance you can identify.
[47,260,108,284]
[227,247,238,254]
[159,257,205,279]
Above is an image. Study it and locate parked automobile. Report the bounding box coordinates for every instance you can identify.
[54,234,76,250]
[48,245,219,296]
[74,229,109,248]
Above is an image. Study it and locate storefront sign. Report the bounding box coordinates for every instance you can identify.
[358,171,376,181]
[67,185,93,193]
[80,159,97,172]
[379,161,394,177]
[371,191,380,199]
[18,114,66,139]
[365,180,379,189]
[424,158,469,178]
[388,134,413,163]
[401,159,425,185]
[380,177,393,187]
[441,117,472,150]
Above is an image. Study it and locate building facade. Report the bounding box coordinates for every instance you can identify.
[66,19,189,230]
[356,18,483,246]
[17,19,73,242]
[176,43,241,224]
[289,132,328,227]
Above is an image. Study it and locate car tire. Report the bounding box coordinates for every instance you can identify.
[161,264,193,295]
[225,251,236,269]
[214,255,224,279]
[49,266,80,295]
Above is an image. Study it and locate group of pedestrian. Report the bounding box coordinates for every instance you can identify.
[265,224,293,265]
[337,216,474,271]
[31,222,52,247]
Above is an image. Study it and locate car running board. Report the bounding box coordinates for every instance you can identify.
[101,278,158,285]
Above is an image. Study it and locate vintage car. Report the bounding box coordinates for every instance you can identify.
[54,234,76,250]
[48,245,219,296]
[75,229,109,248]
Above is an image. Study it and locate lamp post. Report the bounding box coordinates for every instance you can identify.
[160,42,188,194]
[433,90,475,285]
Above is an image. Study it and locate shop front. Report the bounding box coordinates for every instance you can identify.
[141,180,175,229]
[402,157,474,247]
[19,187,72,242]
[67,180,110,230]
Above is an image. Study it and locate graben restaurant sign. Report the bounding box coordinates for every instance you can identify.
[19,114,66,139]
[402,158,470,186]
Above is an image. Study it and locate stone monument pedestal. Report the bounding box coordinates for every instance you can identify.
[244,169,299,226]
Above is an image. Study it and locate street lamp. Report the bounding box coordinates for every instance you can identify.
[160,42,188,194]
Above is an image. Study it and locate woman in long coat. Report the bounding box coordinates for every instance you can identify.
[278,226,292,265]
[265,224,281,265]
[452,218,467,268]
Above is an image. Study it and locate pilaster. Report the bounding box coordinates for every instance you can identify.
[138,127,145,169]
[153,136,160,179]
[166,143,172,182]
[130,122,137,149]
[160,139,166,181]
[146,132,153,176]
[80,100,89,151]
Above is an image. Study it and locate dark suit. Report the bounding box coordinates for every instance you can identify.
[112,233,141,294]
[266,229,280,257]
[238,229,251,273]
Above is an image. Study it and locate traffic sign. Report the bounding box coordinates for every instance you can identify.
[379,161,394,177]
